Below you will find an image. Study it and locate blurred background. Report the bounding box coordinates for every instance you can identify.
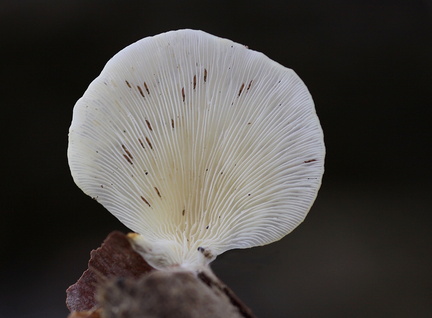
[1,1,431,317]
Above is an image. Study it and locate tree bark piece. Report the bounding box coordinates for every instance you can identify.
[98,271,254,318]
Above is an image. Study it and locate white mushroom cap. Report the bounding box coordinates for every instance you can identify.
[68,29,325,270]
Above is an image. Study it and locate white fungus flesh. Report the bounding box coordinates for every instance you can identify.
[68,29,325,270]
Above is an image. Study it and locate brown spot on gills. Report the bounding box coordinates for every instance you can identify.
[204,69,207,82]
[144,82,150,94]
[138,138,145,149]
[238,83,245,97]
[193,75,197,89]
[181,87,185,102]
[122,144,133,160]
[123,154,133,165]
[140,196,151,207]
[145,120,153,131]
[154,187,161,198]
[304,159,317,163]
[125,80,131,88]
[145,137,153,150]
[247,80,253,90]
[137,85,145,97]
[198,247,213,259]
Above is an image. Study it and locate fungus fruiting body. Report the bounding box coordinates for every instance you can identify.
[68,29,325,270]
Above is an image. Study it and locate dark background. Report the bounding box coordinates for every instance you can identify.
[1,1,431,317]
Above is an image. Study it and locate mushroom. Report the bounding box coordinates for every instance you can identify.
[68,29,325,271]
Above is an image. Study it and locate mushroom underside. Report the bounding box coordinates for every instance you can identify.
[68,29,325,269]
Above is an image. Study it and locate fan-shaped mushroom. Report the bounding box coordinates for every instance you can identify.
[68,29,325,271]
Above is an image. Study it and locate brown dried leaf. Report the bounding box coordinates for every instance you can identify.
[66,231,154,312]
[67,309,101,318]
